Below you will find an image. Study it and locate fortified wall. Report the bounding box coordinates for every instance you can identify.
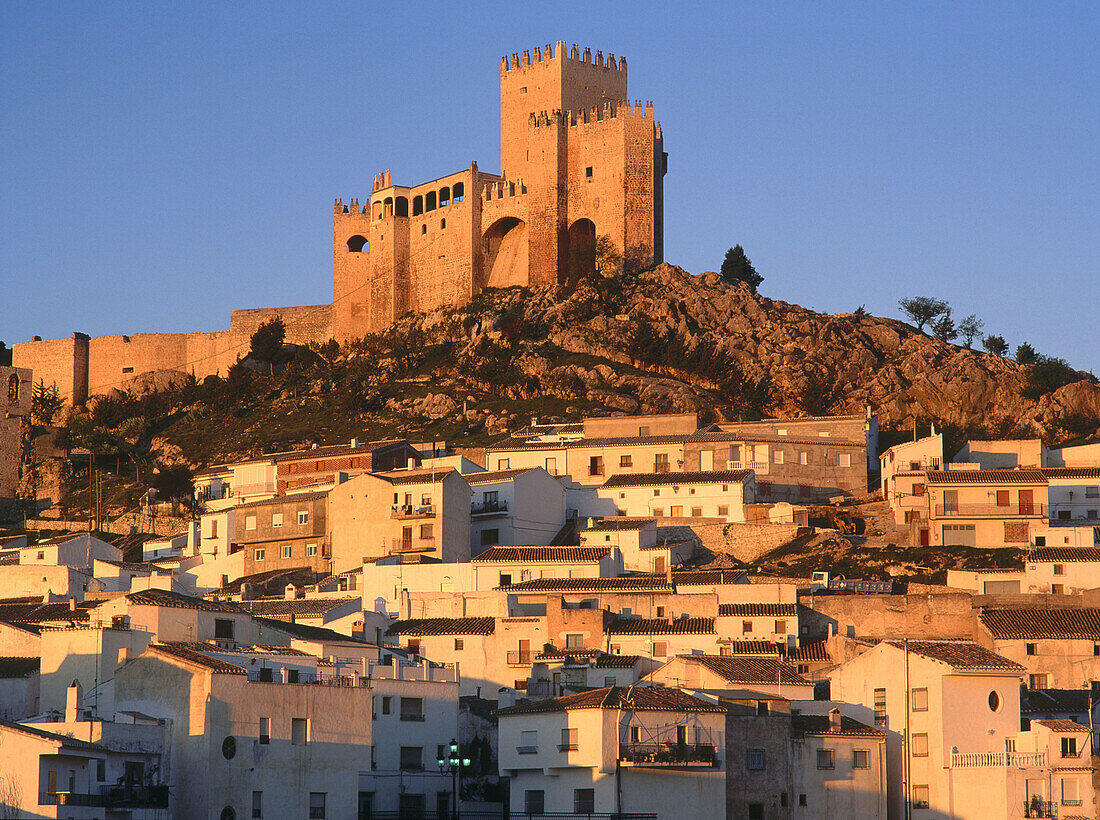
[15,41,665,401]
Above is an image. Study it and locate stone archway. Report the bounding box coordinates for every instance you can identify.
[567,218,596,282]
[482,217,529,288]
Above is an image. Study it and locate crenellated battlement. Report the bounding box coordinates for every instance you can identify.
[481,179,528,201]
[527,99,656,129]
[501,41,626,73]
[372,170,392,192]
[334,198,368,215]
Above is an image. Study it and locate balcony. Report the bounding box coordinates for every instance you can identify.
[517,745,538,754]
[40,786,170,808]
[934,503,1046,518]
[1024,798,1055,818]
[507,651,533,666]
[389,537,436,554]
[391,504,436,519]
[472,500,508,517]
[619,743,718,767]
[728,460,769,475]
[949,751,1047,768]
[558,743,579,751]
[653,463,671,474]
[399,712,426,722]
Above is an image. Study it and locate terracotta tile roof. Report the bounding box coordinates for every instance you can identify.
[386,617,496,636]
[215,566,318,595]
[533,650,642,668]
[925,469,1047,485]
[668,570,747,586]
[1035,719,1091,733]
[1029,548,1100,563]
[274,439,409,464]
[0,657,39,678]
[583,519,655,533]
[1021,688,1092,715]
[602,470,752,488]
[240,597,358,618]
[1041,468,1100,480]
[127,589,243,613]
[167,641,314,658]
[688,431,862,448]
[150,642,247,675]
[885,640,1025,671]
[791,714,885,737]
[95,559,169,573]
[718,603,797,617]
[595,654,643,668]
[234,490,329,510]
[489,434,691,451]
[466,468,533,485]
[500,577,674,593]
[375,468,456,485]
[607,617,715,635]
[0,598,97,624]
[979,608,1100,640]
[253,616,368,644]
[0,718,105,750]
[680,655,810,685]
[789,642,831,663]
[472,546,610,563]
[720,640,784,655]
[496,685,726,715]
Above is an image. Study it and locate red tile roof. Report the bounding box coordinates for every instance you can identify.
[926,470,1047,485]
[234,490,329,510]
[1035,719,1091,733]
[788,642,831,663]
[885,639,1024,671]
[274,439,409,464]
[1041,468,1100,480]
[720,640,784,655]
[719,603,797,617]
[386,617,496,636]
[607,617,715,635]
[466,469,533,485]
[496,685,726,715]
[0,657,39,678]
[791,714,885,737]
[150,642,247,675]
[669,570,747,586]
[127,589,243,613]
[489,434,691,451]
[241,597,358,618]
[375,468,456,485]
[500,577,674,592]
[679,655,810,685]
[1029,548,1100,563]
[602,470,752,488]
[980,608,1100,640]
[583,519,655,533]
[472,547,610,563]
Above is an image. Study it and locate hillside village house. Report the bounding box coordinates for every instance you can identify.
[327,468,472,572]
[466,466,566,555]
[598,469,754,521]
[646,654,815,699]
[528,651,657,698]
[1026,546,1100,593]
[234,490,331,575]
[977,607,1100,689]
[954,438,1047,469]
[496,686,728,818]
[925,469,1049,547]
[578,518,694,574]
[470,546,621,588]
[879,432,943,526]
[0,655,39,720]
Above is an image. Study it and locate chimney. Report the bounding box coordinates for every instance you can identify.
[407,457,417,470]
[284,583,297,601]
[65,679,83,723]
[69,596,76,612]
[829,707,842,732]
[350,438,359,448]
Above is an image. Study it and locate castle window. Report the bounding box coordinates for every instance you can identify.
[440,218,446,229]
[453,182,464,202]
[439,187,450,207]
[122,367,134,374]
[422,225,427,235]
[395,197,409,217]
[7,375,18,404]
[426,192,437,211]
[383,197,393,217]
[520,86,527,93]
[412,196,423,216]
[346,235,368,253]
[585,166,593,178]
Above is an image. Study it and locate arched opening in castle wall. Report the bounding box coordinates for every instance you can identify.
[346,235,369,253]
[439,187,450,207]
[567,218,597,283]
[482,217,529,289]
[453,182,465,202]
[395,197,409,217]
[413,196,424,216]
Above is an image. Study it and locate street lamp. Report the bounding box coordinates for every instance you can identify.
[437,738,471,819]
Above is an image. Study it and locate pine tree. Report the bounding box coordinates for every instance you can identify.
[720,245,763,292]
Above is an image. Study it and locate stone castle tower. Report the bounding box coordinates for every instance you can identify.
[332,41,665,342]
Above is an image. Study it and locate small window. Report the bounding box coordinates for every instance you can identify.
[281,545,291,559]
[306,543,317,556]
[1087,486,1100,498]
[399,746,424,770]
[757,700,769,716]
[259,717,270,744]
[799,451,809,465]
[853,749,869,769]
[743,620,753,634]
[839,453,852,467]
[1061,736,1078,757]
[620,455,632,467]
[454,638,464,650]
[799,484,811,497]
[874,688,887,726]
[718,505,729,516]
[420,523,434,539]
[440,218,446,229]
[96,759,105,781]
[799,795,808,807]
[253,791,263,819]
[911,687,928,712]
[1054,563,1065,576]
[585,166,593,178]
[560,727,578,750]
[691,506,702,517]
[749,805,764,820]
[912,785,929,809]
[988,690,1001,711]
[291,718,308,745]
[566,633,584,649]
[747,748,765,770]
[1030,673,1049,689]
[604,676,616,686]
[272,513,283,527]
[481,529,500,546]
[774,619,787,634]
[382,697,392,715]
[308,793,326,819]
[816,749,835,769]
[911,733,928,757]
[246,515,257,531]
[498,458,510,469]
[652,641,667,658]
[525,791,545,814]
[400,697,424,721]
[254,548,265,561]
[1026,643,1037,655]
[656,605,665,618]
[297,511,309,525]
[772,451,784,464]
[215,619,235,640]
[574,789,595,813]
[652,507,664,517]
[222,736,237,759]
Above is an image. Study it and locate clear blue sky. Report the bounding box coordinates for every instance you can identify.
[3,3,1097,370]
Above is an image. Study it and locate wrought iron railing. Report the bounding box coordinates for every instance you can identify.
[934,503,1046,517]
[619,743,718,767]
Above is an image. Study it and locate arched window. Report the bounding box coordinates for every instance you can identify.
[441,218,446,229]
[346,235,369,253]
[383,197,394,217]
[412,196,423,216]
[373,202,383,221]
[395,197,409,217]
[453,182,465,202]
[425,191,437,211]
[7,374,18,405]
[439,187,450,207]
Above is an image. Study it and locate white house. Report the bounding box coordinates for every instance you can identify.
[466,467,566,555]
[598,470,755,522]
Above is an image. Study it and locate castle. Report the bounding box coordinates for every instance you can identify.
[14,43,665,403]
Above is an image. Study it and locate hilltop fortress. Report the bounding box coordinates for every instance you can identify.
[15,42,666,404]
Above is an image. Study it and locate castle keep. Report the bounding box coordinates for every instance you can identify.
[15,43,665,400]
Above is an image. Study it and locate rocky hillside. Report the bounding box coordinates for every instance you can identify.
[64,262,1100,477]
